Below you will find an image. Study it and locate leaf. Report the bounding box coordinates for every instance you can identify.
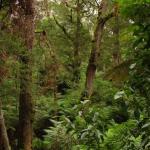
[81,100,90,105]
[114,91,125,99]
[142,122,150,129]
[81,132,88,140]
[130,63,136,69]
[64,116,71,123]
[95,129,103,139]
[145,142,150,149]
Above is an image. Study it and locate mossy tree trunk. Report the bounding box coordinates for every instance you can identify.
[113,2,121,66]
[14,0,35,150]
[85,0,114,97]
[18,7,34,150]
[72,0,81,84]
[0,100,11,150]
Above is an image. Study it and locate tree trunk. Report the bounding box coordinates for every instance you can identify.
[113,3,121,66]
[0,100,11,150]
[72,0,81,84]
[85,0,114,97]
[85,18,105,97]
[17,0,35,150]
[18,53,33,150]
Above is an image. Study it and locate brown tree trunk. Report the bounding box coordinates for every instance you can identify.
[16,0,35,150]
[113,3,121,66]
[85,18,105,97]
[72,0,81,84]
[18,53,33,150]
[85,0,114,97]
[0,100,11,150]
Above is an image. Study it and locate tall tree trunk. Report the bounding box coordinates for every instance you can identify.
[85,0,114,97]
[0,100,11,150]
[18,53,33,150]
[73,0,81,84]
[113,2,121,66]
[85,18,104,97]
[16,0,35,150]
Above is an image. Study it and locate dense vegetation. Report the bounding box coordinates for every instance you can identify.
[0,0,150,150]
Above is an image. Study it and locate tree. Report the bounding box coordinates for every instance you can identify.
[85,0,114,97]
[0,100,11,150]
[53,0,89,84]
[0,51,10,150]
[72,0,82,83]
[10,0,35,149]
[112,2,121,66]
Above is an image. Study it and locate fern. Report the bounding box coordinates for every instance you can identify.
[101,119,141,150]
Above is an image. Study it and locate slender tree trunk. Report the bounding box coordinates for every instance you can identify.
[0,100,11,150]
[73,0,81,83]
[113,3,121,66]
[85,18,105,97]
[85,0,114,97]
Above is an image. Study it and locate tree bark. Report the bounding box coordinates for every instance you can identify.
[0,100,11,150]
[72,0,81,84]
[16,0,35,150]
[85,18,104,97]
[113,3,121,66]
[85,0,114,97]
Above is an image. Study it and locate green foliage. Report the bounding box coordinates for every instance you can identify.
[92,77,118,103]
[0,0,150,150]
[33,138,48,150]
[0,31,25,54]
[101,120,140,150]
[44,120,77,150]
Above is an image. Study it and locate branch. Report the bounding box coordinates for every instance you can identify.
[94,0,99,7]
[62,0,76,10]
[53,15,73,42]
[102,2,120,24]
[103,11,114,23]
